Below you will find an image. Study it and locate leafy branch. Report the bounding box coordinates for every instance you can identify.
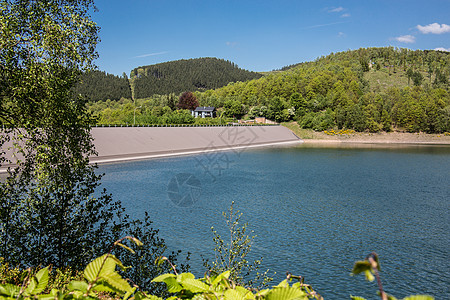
[351,252,434,300]
[0,241,435,300]
[203,201,273,289]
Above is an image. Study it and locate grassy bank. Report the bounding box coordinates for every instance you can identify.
[281,122,450,144]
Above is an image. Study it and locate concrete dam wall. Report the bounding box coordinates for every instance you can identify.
[1,126,302,171]
[90,125,302,164]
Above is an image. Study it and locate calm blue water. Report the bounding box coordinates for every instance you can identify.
[97,145,450,299]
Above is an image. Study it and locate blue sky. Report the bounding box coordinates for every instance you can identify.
[93,0,450,76]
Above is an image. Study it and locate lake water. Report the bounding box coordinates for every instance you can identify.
[97,144,450,299]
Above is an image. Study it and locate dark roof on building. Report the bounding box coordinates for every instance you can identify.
[194,106,216,112]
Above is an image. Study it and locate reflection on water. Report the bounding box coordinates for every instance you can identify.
[98,145,449,299]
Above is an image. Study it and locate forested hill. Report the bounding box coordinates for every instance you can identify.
[197,47,450,133]
[75,70,132,102]
[130,57,263,98]
[85,47,450,133]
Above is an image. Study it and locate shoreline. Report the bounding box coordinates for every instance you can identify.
[90,140,303,165]
[1,140,302,173]
[292,131,450,145]
[302,139,450,145]
[282,123,450,145]
[2,128,449,173]
[1,126,302,173]
[93,133,450,166]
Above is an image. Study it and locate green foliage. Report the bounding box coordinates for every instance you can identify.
[0,238,435,300]
[300,110,334,131]
[114,213,190,297]
[290,92,308,116]
[86,97,244,126]
[0,3,189,290]
[351,253,434,300]
[75,71,132,102]
[0,216,188,298]
[153,270,321,300]
[84,48,449,131]
[267,97,292,122]
[194,117,232,125]
[433,68,449,87]
[203,202,273,289]
[0,241,319,300]
[0,0,114,269]
[223,99,245,118]
[0,258,85,293]
[411,71,424,86]
[0,237,142,300]
[194,47,450,132]
[248,105,268,118]
[86,97,200,125]
[406,68,414,86]
[0,258,23,286]
[131,58,262,98]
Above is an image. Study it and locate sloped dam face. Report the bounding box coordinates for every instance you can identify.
[1,125,301,172]
[89,125,302,164]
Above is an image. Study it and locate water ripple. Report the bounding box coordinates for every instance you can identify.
[98,146,450,299]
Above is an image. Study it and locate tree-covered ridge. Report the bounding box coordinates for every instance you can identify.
[84,47,450,133]
[74,70,132,102]
[199,47,450,101]
[195,47,450,133]
[130,57,263,98]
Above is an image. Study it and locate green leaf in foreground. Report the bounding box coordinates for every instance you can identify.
[223,288,248,300]
[84,254,116,282]
[180,278,209,293]
[350,296,367,300]
[265,286,308,300]
[24,267,49,296]
[33,267,49,295]
[102,272,133,293]
[352,261,372,275]
[0,283,20,298]
[211,270,231,286]
[159,277,183,293]
[152,273,176,283]
[67,281,89,293]
[364,270,375,282]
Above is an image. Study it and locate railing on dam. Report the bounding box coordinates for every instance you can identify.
[91,123,280,128]
[1,123,280,130]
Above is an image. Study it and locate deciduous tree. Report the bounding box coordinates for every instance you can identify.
[0,1,186,274]
[0,0,116,269]
[223,99,244,118]
[177,91,199,110]
[412,71,424,86]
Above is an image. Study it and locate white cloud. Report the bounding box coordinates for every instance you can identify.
[338,32,346,38]
[134,51,168,58]
[304,21,350,29]
[226,41,238,47]
[328,7,344,13]
[341,13,351,18]
[434,47,450,52]
[417,23,450,34]
[394,35,416,43]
